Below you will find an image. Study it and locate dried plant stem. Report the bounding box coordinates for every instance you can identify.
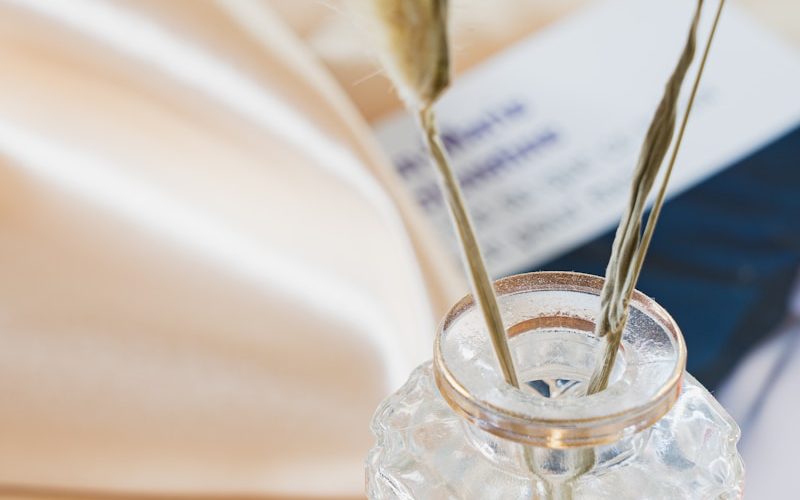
[419,106,520,387]
[366,0,519,387]
[628,0,726,294]
[588,0,725,394]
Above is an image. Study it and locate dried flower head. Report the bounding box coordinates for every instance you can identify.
[369,0,451,109]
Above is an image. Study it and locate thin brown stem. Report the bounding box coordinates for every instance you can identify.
[419,106,520,388]
[628,0,726,293]
[587,0,725,394]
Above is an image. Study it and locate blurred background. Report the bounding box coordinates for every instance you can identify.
[0,0,798,498]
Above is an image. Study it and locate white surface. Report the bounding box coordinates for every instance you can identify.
[717,279,800,499]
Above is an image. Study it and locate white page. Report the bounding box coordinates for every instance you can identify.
[373,0,800,277]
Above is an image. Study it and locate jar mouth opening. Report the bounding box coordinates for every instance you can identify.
[508,314,630,396]
[433,271,686,449]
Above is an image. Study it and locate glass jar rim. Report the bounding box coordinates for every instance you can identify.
[433,271,687,448]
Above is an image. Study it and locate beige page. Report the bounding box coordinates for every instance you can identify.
[0,0,461,498]
[0,0,796,499]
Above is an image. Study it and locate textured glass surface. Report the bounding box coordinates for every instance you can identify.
[366,363,743,499]
[367,273,744,498]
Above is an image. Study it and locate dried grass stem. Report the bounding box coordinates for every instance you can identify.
[588,0,725,394]
[419,106,520,387]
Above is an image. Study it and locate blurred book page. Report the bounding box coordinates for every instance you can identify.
[373,0,800,277]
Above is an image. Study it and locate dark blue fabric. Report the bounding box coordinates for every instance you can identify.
[535,124,800,390]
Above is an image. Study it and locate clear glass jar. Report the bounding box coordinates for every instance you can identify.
[366,272,744,499]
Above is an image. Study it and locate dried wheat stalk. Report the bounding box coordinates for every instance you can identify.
[588,0,726,394]
[366,0,520,387]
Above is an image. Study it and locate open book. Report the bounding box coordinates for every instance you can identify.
[0,0,798,498]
